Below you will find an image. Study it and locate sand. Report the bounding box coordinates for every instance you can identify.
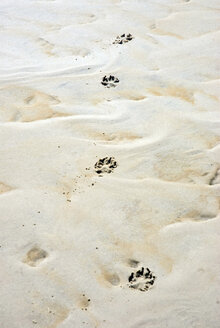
[0,0,220,327]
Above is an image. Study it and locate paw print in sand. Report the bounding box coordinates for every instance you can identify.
[94,157,118,175]
[101,75,119,88]
[128,267,156,292]
[113,33,134,44]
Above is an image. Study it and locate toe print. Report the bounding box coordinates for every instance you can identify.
[94,157,118,175]
[128,267,156,292]
[113,33,134,44]
[101,75,120,88]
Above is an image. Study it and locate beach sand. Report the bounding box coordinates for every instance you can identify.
[0,0,220,327]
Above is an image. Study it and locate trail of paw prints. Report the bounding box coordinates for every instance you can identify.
[94,157,118,175]
[113,33,134,44]
[128,267,156,292]
[101,75,119,88]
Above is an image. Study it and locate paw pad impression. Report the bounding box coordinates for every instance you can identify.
[113,33,134,44]
[128,267,156,292]
[94,157,118,174]
[101,75,119,88]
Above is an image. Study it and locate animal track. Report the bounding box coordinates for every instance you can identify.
[101,75,119,88]
[128,267,156,292]
[94,157,118,174]
[113,33,134,44]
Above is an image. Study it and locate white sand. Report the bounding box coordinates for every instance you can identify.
[0,0,220,327]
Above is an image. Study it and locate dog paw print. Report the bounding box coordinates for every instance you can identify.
[101,75,119,88]
[94,157,118,175]
[128,267,156,292]
[113,33,134,44]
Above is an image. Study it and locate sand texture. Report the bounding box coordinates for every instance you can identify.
[0,0,220,327]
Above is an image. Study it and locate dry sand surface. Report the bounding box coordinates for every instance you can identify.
[0,0,220,327]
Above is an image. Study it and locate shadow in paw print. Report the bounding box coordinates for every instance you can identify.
[94,157,118,175]
[128,259,139,268]
[113,33,134,44]
[101,75,119,88]
[128,267,156,292]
